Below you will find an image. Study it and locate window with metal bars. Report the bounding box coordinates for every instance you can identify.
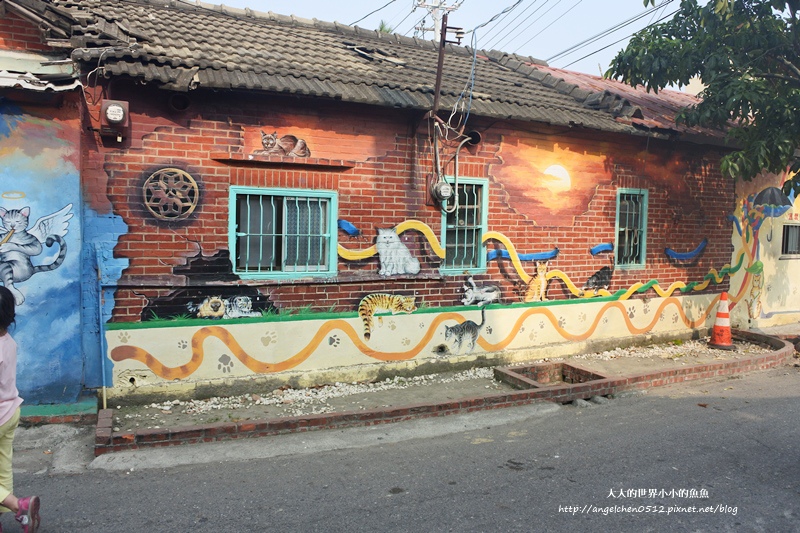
[229,187,337,278]
[615,188,648,268]
[782,224,800,255]
[440,178,488,272]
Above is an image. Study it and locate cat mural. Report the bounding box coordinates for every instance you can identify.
[357,293,417,340]
[461,277,501,306]
[0,204,72,305]
[523,261,549,302]
[444,306,487,354]
[187,295,262,319]
[376,227,420,276]
[253,131,311,157]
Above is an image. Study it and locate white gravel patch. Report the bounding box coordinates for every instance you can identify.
[112,337,773,432]
[114,368,498,431]
[568,337,769,361]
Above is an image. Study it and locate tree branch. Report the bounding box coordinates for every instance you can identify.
[751,71,800,87]
[779,56,800,79]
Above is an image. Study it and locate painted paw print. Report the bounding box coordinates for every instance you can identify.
[539,321,545,330]
[557,317,566,328]
[328,335,341,347]
[218,353,234,373]
[419,322,425,329]
[261,331,278,346]
[118,332,130,344]
[485,326,492,334]
[578,313,586,323]
[643,303,650,315]
[519,326,525,333]
[659,313,665,322]
[672,314,679,324]
[767,284,773,292]
[178,340,188,349]
[602,316,609,324]
[387,320,397,331]
[402,338,411,346]
[528,330,537,341]
[627,307,636,319]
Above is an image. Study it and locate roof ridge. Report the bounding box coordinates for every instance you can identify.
[529,64,643,120]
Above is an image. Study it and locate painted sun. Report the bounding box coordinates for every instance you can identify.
[542,164,572,192]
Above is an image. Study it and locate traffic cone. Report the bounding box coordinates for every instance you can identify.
[708,292,735,350]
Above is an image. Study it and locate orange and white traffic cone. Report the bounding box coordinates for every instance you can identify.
[708,292,735,350]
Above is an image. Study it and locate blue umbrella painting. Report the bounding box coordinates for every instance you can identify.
[753,186,793,241]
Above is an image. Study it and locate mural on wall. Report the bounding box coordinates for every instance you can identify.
[108,294,723,383]
[141,250,273,321]
[0,203,72,305]
[358,293,417,340]
[376,227,421,276]
[494,141,611,226]
[253,131,311,157]
[728,173,800,321]
[727,175,796,322]
[443,306,488,354]
[494,137,707,227]
[461,277,501,306]
[142,168,200,222]
[523,261,550,302]
[0,100,84,403]
[665,239,707,263]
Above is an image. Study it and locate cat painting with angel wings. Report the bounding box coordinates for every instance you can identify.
[0,204,72,305]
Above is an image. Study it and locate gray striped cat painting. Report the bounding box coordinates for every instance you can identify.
[0,204,72,305]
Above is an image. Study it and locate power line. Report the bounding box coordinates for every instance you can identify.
[480,0,541,45]
[349,0,400,26]
[513,0,583,54]
[546,0,674,63]
[560,8,679,69]
[489,0,562,51]
[484,0,553,51]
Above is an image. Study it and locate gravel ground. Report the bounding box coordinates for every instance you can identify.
[112,337,773,432]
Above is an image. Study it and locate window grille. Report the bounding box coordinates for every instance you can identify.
[442,179,487,271]
[615,189,648,268]
[782,224,800,255]
[230,187,336,277]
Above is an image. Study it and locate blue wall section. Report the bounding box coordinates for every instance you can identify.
[82,210,129,390]
[0,103,84,404]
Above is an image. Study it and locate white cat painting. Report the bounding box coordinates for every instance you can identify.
[375,227,420,276]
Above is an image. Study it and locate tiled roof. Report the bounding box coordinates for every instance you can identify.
[5,0,715,141]
[529,65,725,141]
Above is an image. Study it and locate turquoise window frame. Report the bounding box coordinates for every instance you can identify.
[439,177,488,275]
[228,186,338,279]
[614,187,648,270]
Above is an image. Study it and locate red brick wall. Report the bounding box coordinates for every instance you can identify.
[85,85,732,322]
[0,12,50,51]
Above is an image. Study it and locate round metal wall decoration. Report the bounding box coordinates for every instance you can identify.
[142,168,199,221]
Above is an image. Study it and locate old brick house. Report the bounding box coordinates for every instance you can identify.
[1,0,744,405]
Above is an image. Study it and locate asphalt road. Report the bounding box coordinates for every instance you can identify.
[7,364,800,532]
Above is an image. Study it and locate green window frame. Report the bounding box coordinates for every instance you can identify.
[228,186,338,279]
[615,188,648,269]
[440,177,488,273]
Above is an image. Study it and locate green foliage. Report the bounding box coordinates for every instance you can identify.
[378,20,393,33]
[607,1,800,180]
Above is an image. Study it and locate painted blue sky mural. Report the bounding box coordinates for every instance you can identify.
[0,101,83,403]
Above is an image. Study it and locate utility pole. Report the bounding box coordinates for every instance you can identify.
[414,0,460,41]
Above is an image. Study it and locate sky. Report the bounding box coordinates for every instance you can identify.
[213,0,678,76]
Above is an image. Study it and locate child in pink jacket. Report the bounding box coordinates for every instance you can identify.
[0,286,39,532]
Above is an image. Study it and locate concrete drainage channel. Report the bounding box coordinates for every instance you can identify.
[94,330,795,456]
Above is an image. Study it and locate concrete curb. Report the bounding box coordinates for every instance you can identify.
[93,330,795,456]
